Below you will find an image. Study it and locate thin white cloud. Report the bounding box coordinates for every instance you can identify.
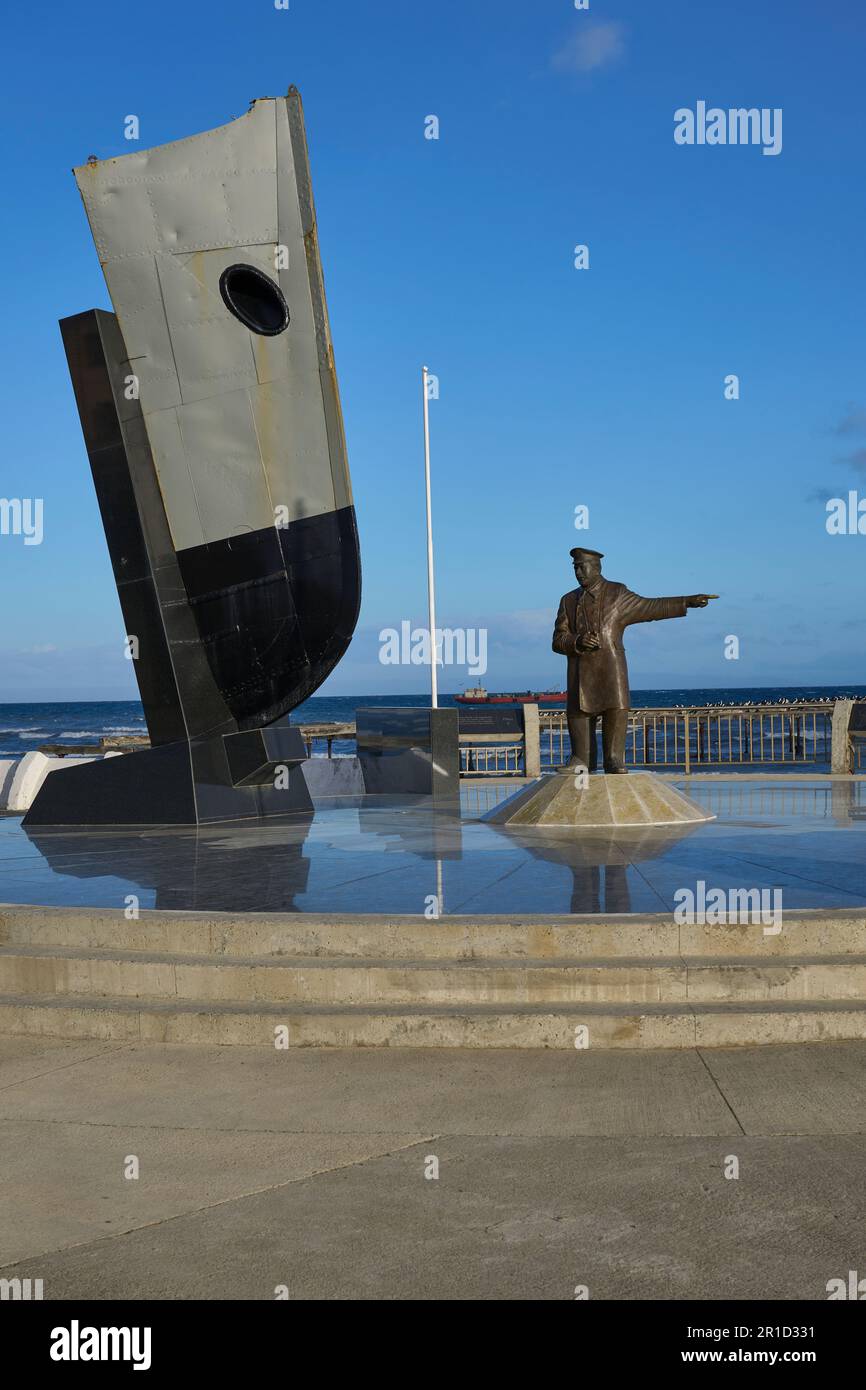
[552,20,627,75]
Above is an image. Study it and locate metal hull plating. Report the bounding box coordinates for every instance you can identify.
[72,88,359,736]
[177,506,359,727]
[26,91,359,825]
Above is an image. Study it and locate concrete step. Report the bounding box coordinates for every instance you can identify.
[2,905,866,961]
[3,946,866,1006]
[1,992,866,1048]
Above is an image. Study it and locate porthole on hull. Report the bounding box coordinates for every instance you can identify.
[219,264,289,336]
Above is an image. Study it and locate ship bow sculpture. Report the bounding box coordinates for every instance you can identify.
[25,90,360,826]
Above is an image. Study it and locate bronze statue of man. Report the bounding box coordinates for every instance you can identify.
[553,548,717,773]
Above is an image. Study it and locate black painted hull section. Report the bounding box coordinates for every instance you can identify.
[176,505,360,729]
[56,309,361,740]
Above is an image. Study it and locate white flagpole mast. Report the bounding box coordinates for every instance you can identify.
[421,365,439,709]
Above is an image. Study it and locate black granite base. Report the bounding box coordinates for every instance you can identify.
[22,727,312,828]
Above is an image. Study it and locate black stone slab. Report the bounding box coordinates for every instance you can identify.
[357,708,460,800]
[457,705,525,736]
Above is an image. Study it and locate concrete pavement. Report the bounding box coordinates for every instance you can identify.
[1,1039,864,1299]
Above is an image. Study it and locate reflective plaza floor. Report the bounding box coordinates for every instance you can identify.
[1,777,865,916]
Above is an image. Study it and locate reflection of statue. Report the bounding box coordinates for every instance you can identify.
[487,821,705,915]
[553,548,716,773]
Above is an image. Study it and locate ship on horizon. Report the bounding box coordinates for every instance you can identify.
[455,687,567,705]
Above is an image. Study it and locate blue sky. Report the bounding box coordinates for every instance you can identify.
[0,0,864,699]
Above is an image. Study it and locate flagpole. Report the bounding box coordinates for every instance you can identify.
[421,365,439,709]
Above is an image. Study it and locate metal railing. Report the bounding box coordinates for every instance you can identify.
[289,705,847,777]
[459,743,524,776]
[538,704,834,773]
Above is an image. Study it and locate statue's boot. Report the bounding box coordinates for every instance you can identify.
[567,712,598,772]
[602,710,629,774]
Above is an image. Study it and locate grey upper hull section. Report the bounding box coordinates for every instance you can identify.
[74,91,355,550]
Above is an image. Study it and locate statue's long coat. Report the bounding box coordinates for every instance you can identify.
[552,579,688,714]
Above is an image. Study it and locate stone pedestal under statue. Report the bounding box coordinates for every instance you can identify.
[484,770,714,829]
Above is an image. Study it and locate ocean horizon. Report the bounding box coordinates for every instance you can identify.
[1,685,865,758]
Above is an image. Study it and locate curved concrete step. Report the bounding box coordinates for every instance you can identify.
[3,905,866,961]
[3,946,866,1007]
[1,993,866,1048]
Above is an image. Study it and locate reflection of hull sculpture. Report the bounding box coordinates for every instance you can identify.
[25,820,314,913]
[25,90,360,827]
